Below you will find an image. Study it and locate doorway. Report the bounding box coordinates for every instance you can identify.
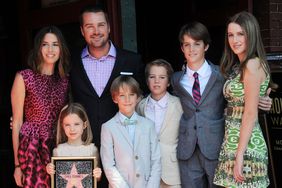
[135,0,249,70]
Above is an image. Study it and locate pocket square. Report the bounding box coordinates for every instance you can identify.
[120,72,133,75]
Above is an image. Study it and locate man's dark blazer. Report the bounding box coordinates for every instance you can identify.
[70,45,145,148]
[171,62,226,161]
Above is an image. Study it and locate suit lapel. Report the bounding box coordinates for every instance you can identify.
[175,70,194,101]
[175,63,219,106]
[114,115,134,148]
[75,53,100,98]
[199,63,218,105]
[134,117,142,152]
[100,47,124,97]
[139,94,171,137]
[138,96,149,116]
[159,94,173,136]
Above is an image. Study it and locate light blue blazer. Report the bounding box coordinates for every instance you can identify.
[100,112,161,188]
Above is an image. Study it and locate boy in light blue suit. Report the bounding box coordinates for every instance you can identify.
[101,75,161,188]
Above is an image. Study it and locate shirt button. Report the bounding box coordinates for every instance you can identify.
[136,173,140,177]
[135,156,138,160]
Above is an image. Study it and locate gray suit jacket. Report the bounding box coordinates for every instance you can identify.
[100,113,161,188]
[171,62,226,160]
[136,93,182,185]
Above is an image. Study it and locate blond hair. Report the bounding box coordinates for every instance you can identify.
[110,75,142,100]
[145,59,174,82]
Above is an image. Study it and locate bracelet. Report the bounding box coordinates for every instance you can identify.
[15,164,20,168]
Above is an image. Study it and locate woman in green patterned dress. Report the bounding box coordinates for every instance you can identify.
[213,11,272,187]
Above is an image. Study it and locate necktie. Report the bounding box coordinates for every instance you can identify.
[192,72,201,105]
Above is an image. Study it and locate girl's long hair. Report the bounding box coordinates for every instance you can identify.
[220,11,277,90]
[56,103,93,146]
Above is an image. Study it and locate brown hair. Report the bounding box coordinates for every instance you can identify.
[110,75,142,100]
[220,11,277,89]
[79,4,109,26]
[178,21,211,46]
[56,103,93,146]
[145,59,174,82]
[28,25,70,78]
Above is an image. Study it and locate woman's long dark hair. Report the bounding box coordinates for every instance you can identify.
[28,25,70,78]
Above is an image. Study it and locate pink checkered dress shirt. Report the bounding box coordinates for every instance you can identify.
[81,42,116,97]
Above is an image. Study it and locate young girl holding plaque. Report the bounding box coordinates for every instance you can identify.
[46,103,102,181]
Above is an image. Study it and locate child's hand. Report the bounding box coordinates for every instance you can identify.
[46,163,55,175]
[93,167,102,180]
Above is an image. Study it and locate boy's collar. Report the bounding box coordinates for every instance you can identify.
[118,111,137,121]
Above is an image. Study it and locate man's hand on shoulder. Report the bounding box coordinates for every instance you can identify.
[258,88,272,112]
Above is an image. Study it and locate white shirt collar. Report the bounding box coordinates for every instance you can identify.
[118,111,137,123]
[81,41,117,59]
[186,59,210,78]
[148,92,169,109]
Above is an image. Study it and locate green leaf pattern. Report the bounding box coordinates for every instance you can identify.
[213,73,270,188]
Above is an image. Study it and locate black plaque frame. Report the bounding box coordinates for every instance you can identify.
[51,156,96,188]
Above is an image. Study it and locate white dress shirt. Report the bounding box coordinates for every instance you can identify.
[145,92,169,135]
[180,60,212,96]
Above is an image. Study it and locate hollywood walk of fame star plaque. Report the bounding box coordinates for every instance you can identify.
[51,156,96,188]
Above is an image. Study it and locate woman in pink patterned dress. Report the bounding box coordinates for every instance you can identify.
[11,26,70,187]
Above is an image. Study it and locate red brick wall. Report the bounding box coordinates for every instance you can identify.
[254,0,282,52]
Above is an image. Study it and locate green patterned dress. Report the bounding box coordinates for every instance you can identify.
[213,72,270,188]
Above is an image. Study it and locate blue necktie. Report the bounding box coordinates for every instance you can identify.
[192,72,201,105]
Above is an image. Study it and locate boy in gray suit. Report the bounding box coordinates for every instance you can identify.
[171,22,272,188]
